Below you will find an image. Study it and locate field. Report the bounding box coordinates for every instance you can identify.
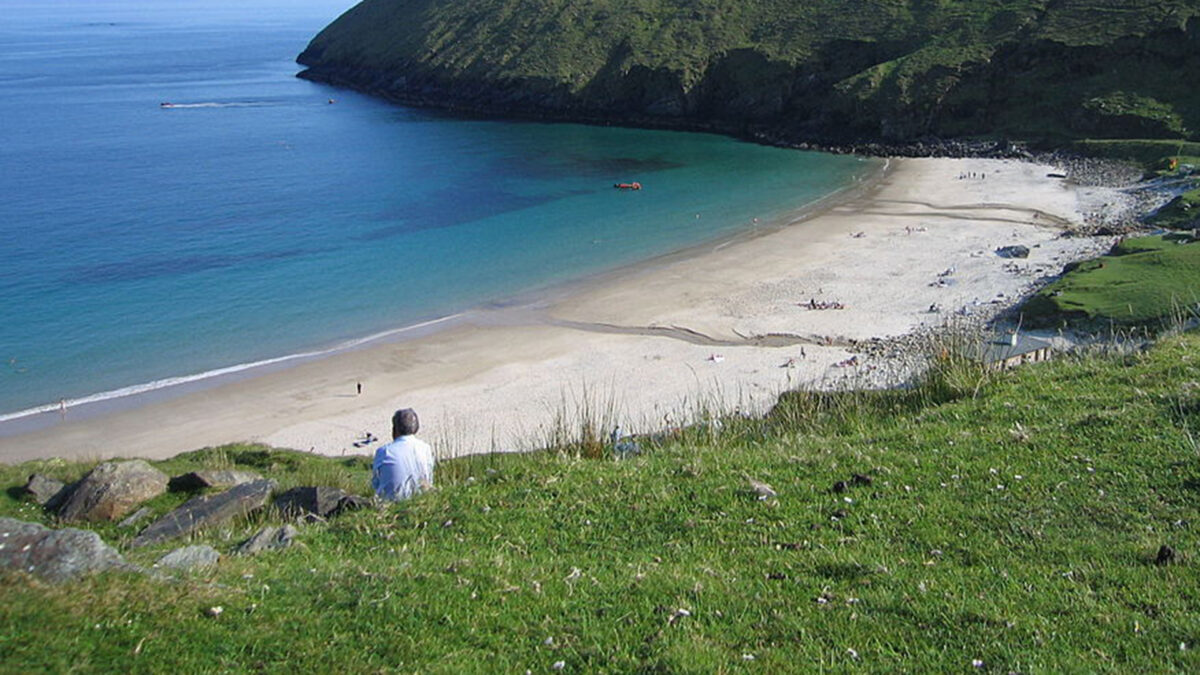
[3,331,1200,672]
[1022,235,1200,328]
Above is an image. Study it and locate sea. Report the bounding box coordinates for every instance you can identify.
[0,0,873,429]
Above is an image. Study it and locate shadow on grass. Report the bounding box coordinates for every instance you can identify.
[813,561,871,581]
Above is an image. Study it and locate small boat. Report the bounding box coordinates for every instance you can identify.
[160,102,175,108]
[614,182,642,190]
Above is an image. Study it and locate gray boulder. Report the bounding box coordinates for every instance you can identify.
[996,245,1031,259]
[168,469,264,492]
[22,474,70,509]
[274,486,367,519]
[155,545,220,573]
[0,517,133,583]
[234,525,299,556]
[58,460,168,523]
[130,479,277,548]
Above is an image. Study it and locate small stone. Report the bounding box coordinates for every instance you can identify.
[234,525,299,556]
[747,478,776,499]
[996,245,1030,259]
[206,606,223,618]
[156,545,220,573]
[168,470,263,492]
[274,486,364,519]
[22,474,67,507]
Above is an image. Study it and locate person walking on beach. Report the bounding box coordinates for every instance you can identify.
[371,408,434,501]
[356,382,362,395]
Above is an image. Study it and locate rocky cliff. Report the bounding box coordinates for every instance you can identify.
[297,0,1200,147]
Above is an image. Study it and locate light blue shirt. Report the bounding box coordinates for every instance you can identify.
[371,435,435,501]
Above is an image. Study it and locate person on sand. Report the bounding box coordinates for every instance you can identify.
[371,408,434,501]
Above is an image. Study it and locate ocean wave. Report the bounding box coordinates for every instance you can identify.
[0,313,465,424]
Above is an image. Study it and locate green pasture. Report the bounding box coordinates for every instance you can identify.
[3,331,1200,672]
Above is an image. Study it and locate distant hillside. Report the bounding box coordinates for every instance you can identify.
[297,0,1200,146]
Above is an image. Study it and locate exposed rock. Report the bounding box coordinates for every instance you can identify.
[747,478,777,500]
[130,479,278,548]
[22,474,68,508]
[234,525,299,556]
[0,517,133,583]
[58,460,169,523]
[168,469,264,492]
[274,486,367,519]
[996,245,1031,259]
[156,545,220,573]
[118,507,154,528]
[337,494,370,513]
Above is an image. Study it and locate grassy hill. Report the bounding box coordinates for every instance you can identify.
[3,332,1200,671]
[1022,234,1200,327]
[297,0,1200,145]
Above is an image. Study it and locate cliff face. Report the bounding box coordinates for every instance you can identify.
[297,0,1200,145]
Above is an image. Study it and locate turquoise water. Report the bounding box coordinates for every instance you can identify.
[0,0,871,421]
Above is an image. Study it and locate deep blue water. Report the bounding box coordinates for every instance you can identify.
[0,0,872,420]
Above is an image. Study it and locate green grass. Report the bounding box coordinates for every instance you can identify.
[1022,235,1200,328]
[1070,139,1200,171]
[1149,188,1200,230]
[3,332,1200,671]
[299,0,1200,143]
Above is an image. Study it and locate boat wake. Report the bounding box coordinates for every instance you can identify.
[159,101,273,109]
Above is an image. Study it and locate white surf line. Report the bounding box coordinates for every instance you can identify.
[0,312,467,424]
[711,157,891,254]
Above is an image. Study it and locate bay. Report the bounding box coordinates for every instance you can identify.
[0,0,872,420]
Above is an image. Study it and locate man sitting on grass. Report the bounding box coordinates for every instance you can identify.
[371,408,435,501]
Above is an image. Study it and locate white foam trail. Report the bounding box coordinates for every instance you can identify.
[0,313,466,424]
[159,102,272,109]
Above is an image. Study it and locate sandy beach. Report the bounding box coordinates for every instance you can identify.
[0,157,1131,464]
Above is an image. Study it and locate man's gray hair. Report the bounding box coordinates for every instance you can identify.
[392,408,420,437]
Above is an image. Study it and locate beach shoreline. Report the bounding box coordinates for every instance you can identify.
[0,156,1131,465]
[0,155,883,437]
